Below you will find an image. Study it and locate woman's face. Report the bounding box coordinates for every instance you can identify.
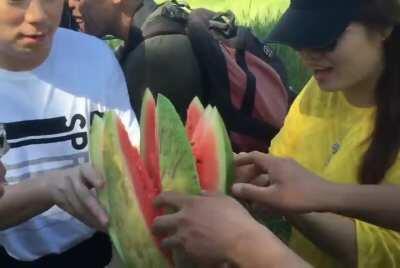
[0,0,63,71]
[298,23,388,93]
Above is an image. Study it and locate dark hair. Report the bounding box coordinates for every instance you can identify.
[357,0,400,184]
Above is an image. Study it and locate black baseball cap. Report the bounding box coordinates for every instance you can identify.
[267,0,363,49]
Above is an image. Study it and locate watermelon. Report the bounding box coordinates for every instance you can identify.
[91,93,234,267]
[140,89,161,191]
[190,107,229,192]
[157,94,201,195]
[215,108,235,193]
[185,97,205,139]
[103,112,169,268]
[89,115,108,212]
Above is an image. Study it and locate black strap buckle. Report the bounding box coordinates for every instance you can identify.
[209,11,236,38]
[161,0,191,23]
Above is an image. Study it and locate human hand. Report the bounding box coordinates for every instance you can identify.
[233,152,332,214]
[45,163,108,231]
[152,192,263,267]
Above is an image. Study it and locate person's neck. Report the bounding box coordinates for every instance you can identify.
[117,12,134,42]
[342,66,383,108]
[0,51,48,72]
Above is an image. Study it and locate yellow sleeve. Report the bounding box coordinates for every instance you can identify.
[356,220,400,268]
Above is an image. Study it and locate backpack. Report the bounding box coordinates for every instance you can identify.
[130,0,293,152]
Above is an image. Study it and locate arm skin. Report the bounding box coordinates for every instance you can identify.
[0,178,52,230]
[286,213,357,267]
[282,184,400,267]
[0,164,107,231]
[228,223,312,268]
[321,183,400,232]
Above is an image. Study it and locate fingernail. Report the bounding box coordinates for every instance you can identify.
[232,183,243,195]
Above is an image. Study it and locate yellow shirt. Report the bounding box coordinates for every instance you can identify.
[269,78,400,268]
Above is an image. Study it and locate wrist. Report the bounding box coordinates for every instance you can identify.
[227,222,292,268]
[36,172,57,207]
[311,179,342,213]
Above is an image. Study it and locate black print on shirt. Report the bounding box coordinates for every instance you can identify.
[4,114,89,150]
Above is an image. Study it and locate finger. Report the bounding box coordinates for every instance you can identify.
[152,213,180,236]
[154,192,193,210]
[231,183,276,204]
[234,152,276,173]
[200,191,223,197]
[80,164,105,190]
[59,179,101,229]
[250,174,271,187]
[71,176,108,228]
[233,152,249,160]
[235,164,260,183]
[161,235,182,250]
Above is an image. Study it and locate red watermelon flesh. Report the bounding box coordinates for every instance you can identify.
[140,89,161,192]
[185,97,205,139]
[118,119,161,228]
[190,107,227,192]
[103,112,169,267]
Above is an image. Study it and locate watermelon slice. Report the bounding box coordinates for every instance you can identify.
[103,112,169,268]
[90,114,126,263]
[140,89,161,191]
[157,94,201,195]
[190,107,228,192]
[185,97,205,139]
[214,108,235,194]
[89,115,108,212]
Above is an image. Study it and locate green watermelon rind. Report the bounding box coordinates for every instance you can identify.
[103,112,169,268]
[214,108,235,194]
[90,114,126,263]
[89,115,108,212]
[157,94,201,195]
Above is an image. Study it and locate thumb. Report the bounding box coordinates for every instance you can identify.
[232,183,275,204]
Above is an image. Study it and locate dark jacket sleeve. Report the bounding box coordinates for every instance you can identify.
[122,34,204,120]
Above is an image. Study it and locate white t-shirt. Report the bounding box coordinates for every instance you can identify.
[0,28,139,261]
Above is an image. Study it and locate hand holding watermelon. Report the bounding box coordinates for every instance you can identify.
[45,163,109,231]
[233,151,330,214]
[152,191,263,267]
[89,90,235,267]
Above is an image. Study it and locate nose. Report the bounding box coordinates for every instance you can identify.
[298,48,325,63]
[25,0,48,25]
[68,0,78,10]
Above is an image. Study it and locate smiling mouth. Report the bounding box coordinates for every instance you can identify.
[73,16,84,24]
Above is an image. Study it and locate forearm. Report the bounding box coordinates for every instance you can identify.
[287,213,357,267]
[323,184,400,231]
[229,223,311,268]
[0,177,52,230]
